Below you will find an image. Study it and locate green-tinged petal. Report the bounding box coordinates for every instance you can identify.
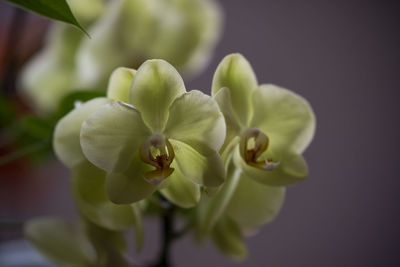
[250,84,316,154]
[202,161,241,233]
[83,219,130,267]
[67,0,105,23]
[149,0,222,76]
[53,97,110,168]
[20,53,75,112]
[212,53,258,126]
[170,139,225,187]
[20,22,86,112]
[131,203,144,252]
[81,100,151,172]
[234,147,309,186]
[164,90,225,152]
[75,0,155,89]
[226,173,285,229]
[83,219,127,254]
[129,59,186,132]
[106,153,158,204]
[160,162,200,208]
[213,87,242,153]
[71,161,139,231]
[24,217,96,266]
[211,215,247,260]
[107,67,136,103]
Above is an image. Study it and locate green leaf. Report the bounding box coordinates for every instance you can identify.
[58,90,106,118]
[4,0,89,36]
[20,115,54,139]
[0,92,16,126]
[0,141,49,166]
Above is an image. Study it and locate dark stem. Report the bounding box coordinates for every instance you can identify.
[153,200,175,267]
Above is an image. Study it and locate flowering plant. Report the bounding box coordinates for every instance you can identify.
[23,54,315,266]
[2,1,315,265]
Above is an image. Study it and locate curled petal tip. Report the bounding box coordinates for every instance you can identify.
[262,159,281,171]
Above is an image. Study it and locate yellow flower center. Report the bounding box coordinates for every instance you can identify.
[139,134,175,184]
[239,128,280,170]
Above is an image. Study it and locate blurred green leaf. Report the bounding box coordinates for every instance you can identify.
[58,90,106,117]
[20,115,54,139]
[0,141,48,166]
[4,0,89,36]
[0,92,16,126]
[0,90,104,166]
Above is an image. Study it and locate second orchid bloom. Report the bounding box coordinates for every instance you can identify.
[197,53,315,258]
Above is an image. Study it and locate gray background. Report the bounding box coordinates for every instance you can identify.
[1,0,400,266]
[184,0,400,266]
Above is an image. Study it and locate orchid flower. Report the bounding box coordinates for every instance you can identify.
[78,59,226,208]
[53,97,143,241]
[200,53,315,258]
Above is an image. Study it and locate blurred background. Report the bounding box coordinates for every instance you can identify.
[1,0,400,266]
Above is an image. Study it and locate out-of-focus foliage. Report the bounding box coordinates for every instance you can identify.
[0,92,16,126]
[20,0,222,112]
[0,90,105,166]
[4,0,88,34]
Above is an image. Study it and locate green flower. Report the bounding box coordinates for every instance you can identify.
[201,54,315,253]
[53,100,144,250]
[76,0,222,88]
[20,0,105,112]
[213,53,315,184]
[20,0,222,113]
[79,60,226,208]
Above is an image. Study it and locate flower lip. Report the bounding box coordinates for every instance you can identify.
[239,128,280,170]
[139,134,175,185]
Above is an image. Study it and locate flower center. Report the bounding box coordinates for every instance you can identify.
[239,128,280,170]
[139,134,175,184]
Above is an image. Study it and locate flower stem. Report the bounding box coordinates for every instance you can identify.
[153,198,175,267]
